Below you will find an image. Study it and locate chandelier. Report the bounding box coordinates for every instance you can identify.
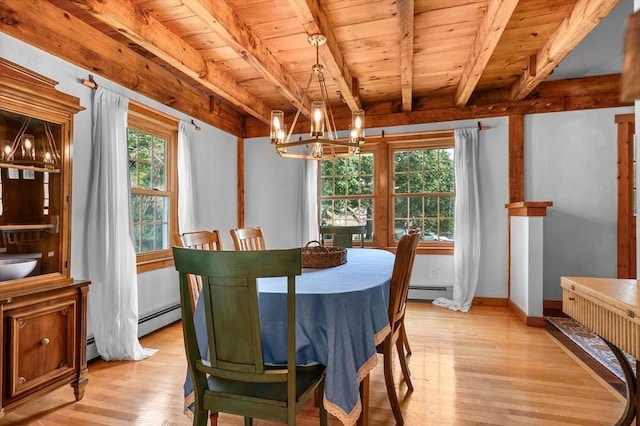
[270,34,365,160]
[1,117,60,170]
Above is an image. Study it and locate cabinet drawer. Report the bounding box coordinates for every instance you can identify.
[5,298,77,398]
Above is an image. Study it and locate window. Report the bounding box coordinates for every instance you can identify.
[319,154,374,242]
[392,146,454,243]
[127,103,178,272]
[318,131,455,253]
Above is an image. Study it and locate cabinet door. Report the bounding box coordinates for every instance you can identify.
[5,297,76,398]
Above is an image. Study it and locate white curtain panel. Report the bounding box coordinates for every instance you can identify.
[433,127,481,312]
[299,159,319,246]
[86,87,157,360]
[177,120,197,233]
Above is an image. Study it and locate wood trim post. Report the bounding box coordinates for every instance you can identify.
[508,114,525,203]
[616,113,636,278]
[237,137,245,228]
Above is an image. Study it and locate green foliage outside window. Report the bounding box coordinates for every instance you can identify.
[319,154,374,239]
[127,128,170,254]
[393,148,454,241]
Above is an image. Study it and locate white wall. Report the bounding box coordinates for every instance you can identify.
[243,137,305,249]
[0,33,238,342]
[526,107,634,300]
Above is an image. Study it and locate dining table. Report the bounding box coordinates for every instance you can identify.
[183,247,395,425]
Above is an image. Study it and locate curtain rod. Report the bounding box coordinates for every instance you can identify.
[375,122,489,142]
[81,75,98,89]
[81,75,200,131]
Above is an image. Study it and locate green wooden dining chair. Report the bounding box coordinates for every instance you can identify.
[376,232,420,426]
[172,247,328,426]
[319,225,366,248]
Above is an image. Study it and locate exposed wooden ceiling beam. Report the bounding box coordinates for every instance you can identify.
[287,0,362,111]
[180,0,310,117]
[245,74,630,138]
[509,0,621,101]
[397,0,414,112]
[0,0,244,136]
[71,0,272,124]
[455,0,519,107]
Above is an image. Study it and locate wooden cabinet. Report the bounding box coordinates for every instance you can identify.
[1,281,89,410]
[0,59,88,412]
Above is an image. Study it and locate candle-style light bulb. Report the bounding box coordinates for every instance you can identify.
[351,110,365,144]
[311,101,324,137]
[21,134,35,160]
[2,144,11,161]
[270,110,284,144]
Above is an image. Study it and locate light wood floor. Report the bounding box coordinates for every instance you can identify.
[0,302,624,425]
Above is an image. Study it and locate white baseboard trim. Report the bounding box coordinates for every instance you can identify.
[408,285,453,301]
[86,303,182,362]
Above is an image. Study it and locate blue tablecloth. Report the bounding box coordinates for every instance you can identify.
[184,248,394,425]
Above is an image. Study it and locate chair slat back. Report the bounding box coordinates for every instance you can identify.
[388,232,420,331]
[230,227,266,251]
[319,225,366,248]
[172,230,223,315]
[173,230,223,251]
[172,247,301,384]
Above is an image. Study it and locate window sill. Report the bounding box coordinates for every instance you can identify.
[136,255,175,274]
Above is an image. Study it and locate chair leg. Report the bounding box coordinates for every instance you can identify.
[209,411,219,426]
[193,408,208,426]
[401,323,412,355]
[314,386,321,407]
[396,337,414,392]
[319,380,328,426]
[244,417,253,426]
[383,341,404,425]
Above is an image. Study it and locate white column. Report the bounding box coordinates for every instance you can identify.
[510,216,544,318]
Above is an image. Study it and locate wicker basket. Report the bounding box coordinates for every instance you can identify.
[301,240,347,268]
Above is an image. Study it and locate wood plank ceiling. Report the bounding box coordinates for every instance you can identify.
[0,0,630,138]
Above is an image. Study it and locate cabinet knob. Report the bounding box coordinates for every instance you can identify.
[41,338,50,345]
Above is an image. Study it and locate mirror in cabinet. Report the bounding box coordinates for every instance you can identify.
[0,110,64,280]
[0,57,84,285]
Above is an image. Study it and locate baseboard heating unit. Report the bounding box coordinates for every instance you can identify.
[408,285,453,301]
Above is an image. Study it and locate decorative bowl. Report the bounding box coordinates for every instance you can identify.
[0,258,37,281]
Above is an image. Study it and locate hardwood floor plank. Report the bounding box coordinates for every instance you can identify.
[0,302,623,425]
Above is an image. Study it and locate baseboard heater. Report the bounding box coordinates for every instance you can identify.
[86,303,182,361]
[408,285,453,301]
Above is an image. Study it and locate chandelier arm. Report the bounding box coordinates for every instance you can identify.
[284,70,315,144]
[319,75,339,140]
[278,150,359,160]
[278,137,354,149]
[44,122,61,161]
[11,117,30,156]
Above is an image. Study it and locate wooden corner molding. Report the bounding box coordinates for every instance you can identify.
[505,201,553,217]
